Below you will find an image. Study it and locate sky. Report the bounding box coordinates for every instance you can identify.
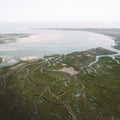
[0,0,120,22]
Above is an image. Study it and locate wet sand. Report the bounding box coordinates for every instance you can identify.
[16,34,58,43]
[20,56,41,62]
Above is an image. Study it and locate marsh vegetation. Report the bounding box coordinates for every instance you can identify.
[0,48,119,120]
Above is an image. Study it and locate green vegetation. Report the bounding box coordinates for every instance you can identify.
[0,48,120,120]
[0,57,2,63]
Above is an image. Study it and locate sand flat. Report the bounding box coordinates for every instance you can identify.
[17,34,58,43]
[56,67,78,75]
[20,56,41,62]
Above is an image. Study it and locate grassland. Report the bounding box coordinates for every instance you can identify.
[0,57,2,63]
[0,47,119,120]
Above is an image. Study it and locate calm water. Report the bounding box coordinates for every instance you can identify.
[0,26,119,67]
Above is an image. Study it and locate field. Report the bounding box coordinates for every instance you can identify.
[0,58,2,63]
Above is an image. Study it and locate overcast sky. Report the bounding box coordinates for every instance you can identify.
[0,0,120,22]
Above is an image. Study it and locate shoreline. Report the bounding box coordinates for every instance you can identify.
[34,28,120,50]
[0,28,120,67]
[0,47,117,68]
[20,56,42,62]
[38,28,120,50]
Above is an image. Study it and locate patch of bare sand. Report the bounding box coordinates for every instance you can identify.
[17,34,58,43]
[20,56,41,62]
[56,67,78,76]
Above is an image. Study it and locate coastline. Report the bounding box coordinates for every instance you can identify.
[20,56,41,62]
[0,47,117,69]
[0,28,120,50]
[84,29,120,50]
[36,28,120,50]
[0,28,120,67]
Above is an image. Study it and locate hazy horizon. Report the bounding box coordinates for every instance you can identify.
[0,0,120,23]
[1,0,120,28]
[0,22,120,31]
